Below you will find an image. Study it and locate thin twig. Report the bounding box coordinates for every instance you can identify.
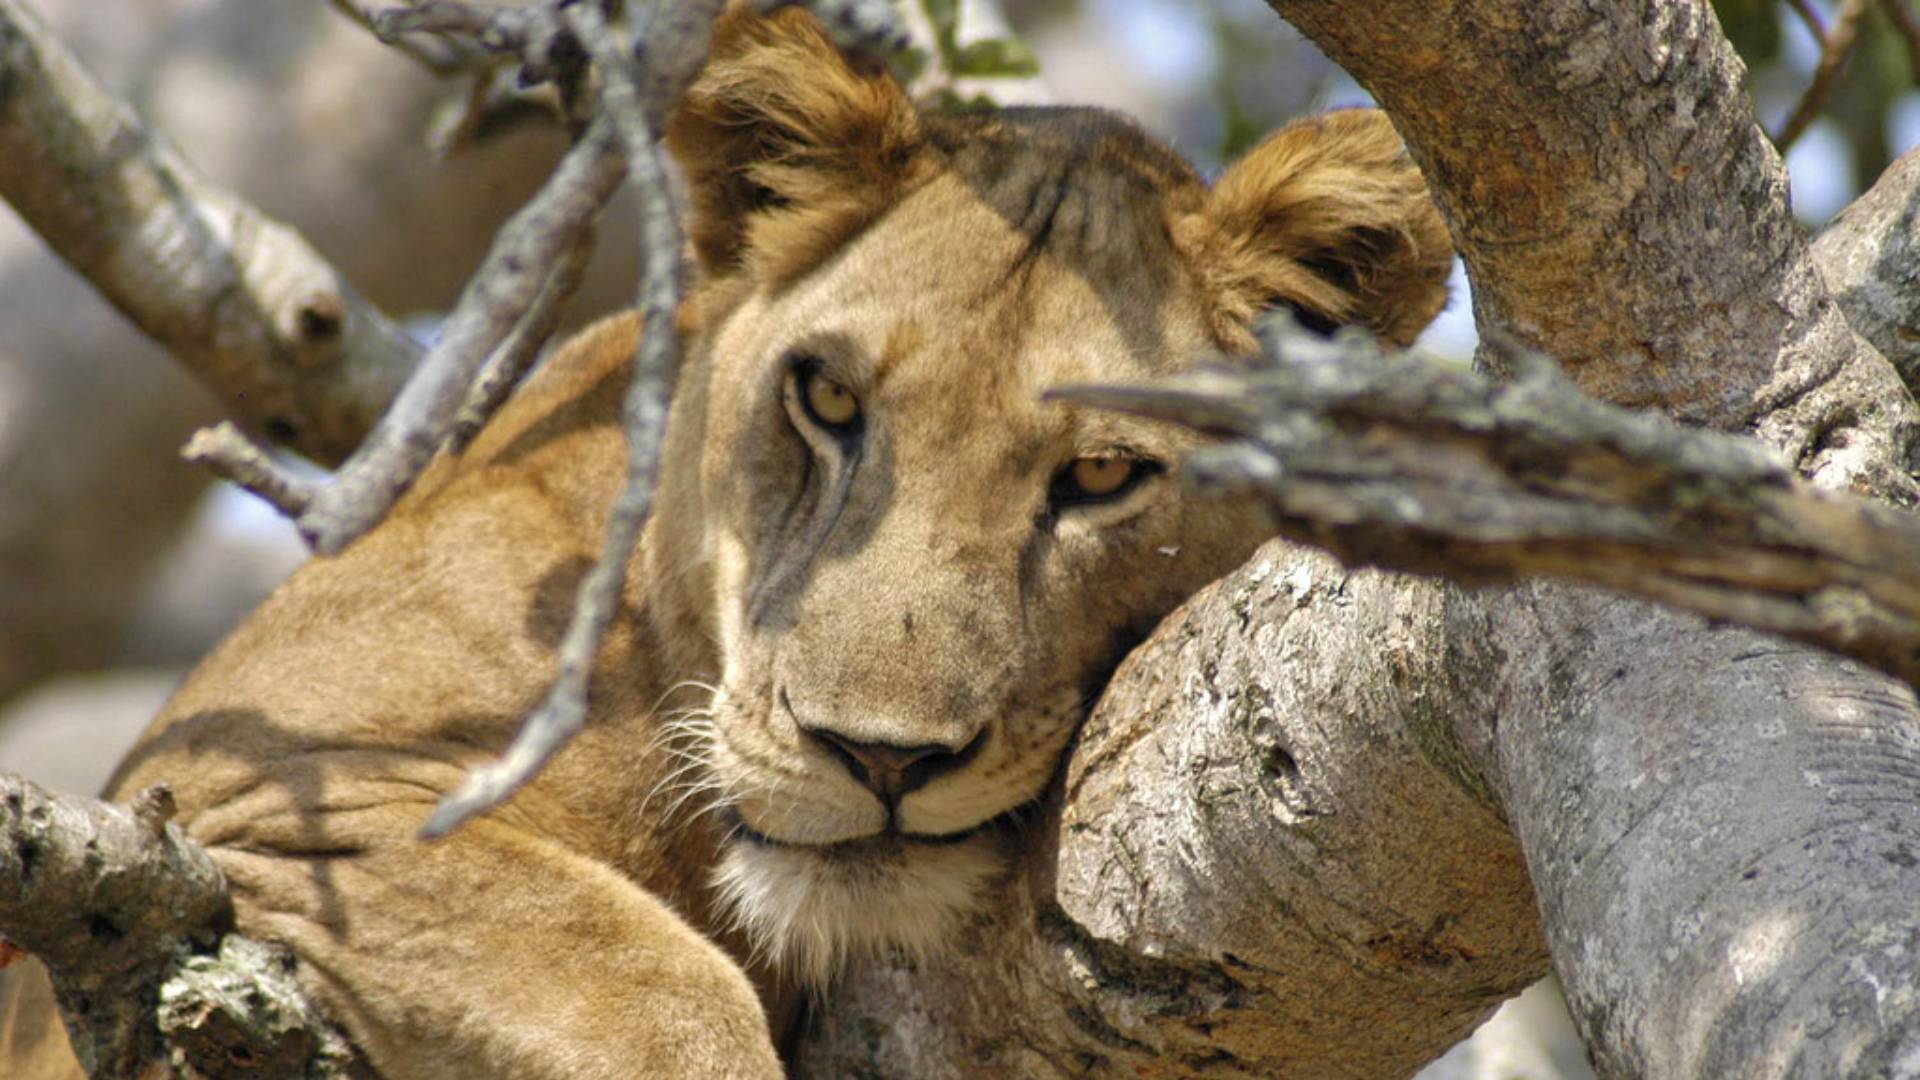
[295,116,623,555]
[420,0,727,839]
[1776,0,1871,151]
[1053,317,1920,688]
[1881,0,1920,80]
[450,236,594,452]
[181,422,317,518]
[327,0,482,74]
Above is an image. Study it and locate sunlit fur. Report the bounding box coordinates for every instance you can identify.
[713,834,1002,987]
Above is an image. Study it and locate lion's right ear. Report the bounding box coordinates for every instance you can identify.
[669,8,926,282]
[1183,109,1452,349]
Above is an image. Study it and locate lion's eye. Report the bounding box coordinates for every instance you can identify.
[799,369,862,431]
[1050,454,1159,509]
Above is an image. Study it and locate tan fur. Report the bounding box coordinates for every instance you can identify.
[1,9,1451,1076]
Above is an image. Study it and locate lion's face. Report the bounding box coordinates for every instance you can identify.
[648,10,1452,981]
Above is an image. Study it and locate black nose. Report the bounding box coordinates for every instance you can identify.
[803,727,981,802]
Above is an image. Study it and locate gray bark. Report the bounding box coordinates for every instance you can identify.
[0,774,362,1078]
[0,0,644,705]
[1814,144,1920,395]
[1279,1,1920,1076]
[1057,325,1920,688]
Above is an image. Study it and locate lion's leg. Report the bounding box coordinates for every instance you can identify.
[205,812,779,1080]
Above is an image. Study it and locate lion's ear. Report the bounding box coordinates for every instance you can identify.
[668,7,924,281]
[1187,109,1453,348]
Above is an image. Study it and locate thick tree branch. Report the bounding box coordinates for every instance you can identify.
[1056,320,1920,688]
[0,0,421,466]
[0,772,361,1078]
[1814,144,1920,395]
[1252,2,1920,1076]
[1267,0,1920,498]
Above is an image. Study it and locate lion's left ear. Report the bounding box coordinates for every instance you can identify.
[669,7,926,283]
[1183,109,1453,348]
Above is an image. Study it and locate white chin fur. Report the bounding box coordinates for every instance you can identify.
[713,835,1001,986]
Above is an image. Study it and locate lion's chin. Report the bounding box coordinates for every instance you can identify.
[711,830,1002,986]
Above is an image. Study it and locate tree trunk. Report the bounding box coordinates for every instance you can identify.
[794,2,1920,1076]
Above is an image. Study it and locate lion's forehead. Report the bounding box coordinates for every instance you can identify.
[772,178,1219,391]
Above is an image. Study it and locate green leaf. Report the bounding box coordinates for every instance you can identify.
[949,37,1041,79]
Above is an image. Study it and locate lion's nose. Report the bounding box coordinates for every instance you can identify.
[803,727,981,802]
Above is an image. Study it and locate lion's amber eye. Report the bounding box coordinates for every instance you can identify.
[1051,454,1158,509]
[801,371,861,430]
[1071,456,1135,497]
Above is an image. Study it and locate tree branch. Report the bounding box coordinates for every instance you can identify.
[1057,320,1920,687]
[1814,143,1920,395]
[0,0,422,466]
[1774,0,1871,152]
[1253,2,1920,1076]
[288,112,623,555]
[0,773,361,1078]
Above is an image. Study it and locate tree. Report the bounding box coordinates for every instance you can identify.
[5,0,1920,1077]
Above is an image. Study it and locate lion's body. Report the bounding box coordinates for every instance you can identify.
[2,10,1450,1077]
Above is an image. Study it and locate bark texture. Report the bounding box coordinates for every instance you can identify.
[1261,1,1920,1076]
[1060,327,1920,687]
[1815,144,1920,395]
[0,773,361,1078]
[1272,0,1919,487]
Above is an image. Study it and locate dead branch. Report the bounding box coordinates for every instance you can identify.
[1056,318,1920,687]
[449,237,594,453]
[0,773,361,1078]
[0,0,422,466]
[418,0,726,839]
[288,114,623,555]
[327,0,484,75]
[180,423,316,519]
[1775,0,1870,151]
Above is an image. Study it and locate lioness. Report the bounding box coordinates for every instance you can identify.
[2,8,1449,1076]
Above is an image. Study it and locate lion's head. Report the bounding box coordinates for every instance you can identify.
[644,10,1452,982]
